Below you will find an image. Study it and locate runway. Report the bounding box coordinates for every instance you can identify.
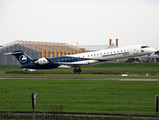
[0,77,159,81]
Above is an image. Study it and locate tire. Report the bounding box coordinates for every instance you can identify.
[77,69,81,73]
[73,69,77,73]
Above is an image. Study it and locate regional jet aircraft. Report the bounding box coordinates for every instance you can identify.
[3,45,157,73]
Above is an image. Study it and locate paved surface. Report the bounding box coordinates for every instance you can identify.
[0,77,159,81]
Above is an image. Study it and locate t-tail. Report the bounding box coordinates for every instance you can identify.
[3,50,33,68]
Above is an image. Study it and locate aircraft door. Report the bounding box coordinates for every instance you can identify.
[146,48,149,54]
[134,48,139,55]
[129,48,133,55]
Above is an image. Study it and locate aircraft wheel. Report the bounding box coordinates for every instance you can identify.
[73,69,78,73]
[77,69,81,73]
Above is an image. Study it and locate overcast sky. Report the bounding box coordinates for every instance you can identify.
[0,0,159,48]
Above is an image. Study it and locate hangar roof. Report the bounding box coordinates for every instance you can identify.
[1,40,82,51]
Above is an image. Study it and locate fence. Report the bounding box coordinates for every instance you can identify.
[0,93,158,120]
[0,110,156,120]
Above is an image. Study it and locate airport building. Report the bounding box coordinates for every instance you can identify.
[0,39,117,65]
[0,40,83,65]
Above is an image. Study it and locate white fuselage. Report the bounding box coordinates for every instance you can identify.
[65,44,156,65]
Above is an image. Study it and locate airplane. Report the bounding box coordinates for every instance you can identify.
[3,44,157,73]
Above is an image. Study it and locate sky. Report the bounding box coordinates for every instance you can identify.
[0,0,159,49]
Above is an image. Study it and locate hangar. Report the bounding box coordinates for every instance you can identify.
[0,40,84,65]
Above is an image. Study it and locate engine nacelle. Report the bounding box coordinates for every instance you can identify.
[34,58,49,65]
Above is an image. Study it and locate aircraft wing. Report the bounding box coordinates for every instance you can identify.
[46,58,99,65]
[54,61,89,65]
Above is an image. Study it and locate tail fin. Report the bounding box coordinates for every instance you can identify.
[3,50,33,65]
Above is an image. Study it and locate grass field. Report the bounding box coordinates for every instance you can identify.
[0,79,159,115]
[0,63,159,115]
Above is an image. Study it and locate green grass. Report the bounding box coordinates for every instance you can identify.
[0,79,159,115]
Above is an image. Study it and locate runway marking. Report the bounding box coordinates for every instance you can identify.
[0,77,159,81]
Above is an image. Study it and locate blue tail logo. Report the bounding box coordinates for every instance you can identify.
[19,55,27,63]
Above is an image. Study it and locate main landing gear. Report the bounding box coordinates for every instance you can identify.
[73,68,82,73]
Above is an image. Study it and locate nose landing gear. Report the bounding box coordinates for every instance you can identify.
[73,68,82,73]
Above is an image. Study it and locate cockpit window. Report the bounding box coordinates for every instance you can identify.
[141,46,149,48]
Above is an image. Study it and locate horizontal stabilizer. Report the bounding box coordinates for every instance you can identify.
[3,51,22,55]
